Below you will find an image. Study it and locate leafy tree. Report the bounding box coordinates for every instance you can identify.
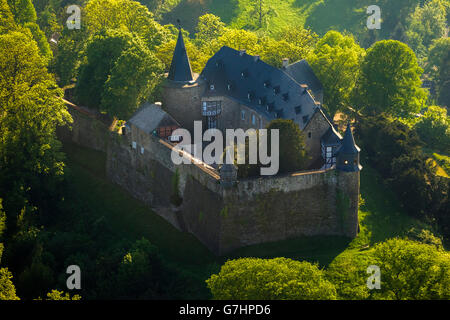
[246,0,275,29]
[415,106,450,151]
[194,14,226,46]
[84,0,167,50]
[0,268,20,300]
[308,31,365,117]
[405,0,448,59]
[372,238,450,299]
[43,289,81,300]
[76,28,163,118]
[354,40,427,117]
[427,37,450,107]
[7,0,36,25]
[209,28,261,56]
[101,40,164,119]
[0,31,72,224]
[266,119,308,174]
[24,22,52,61]
[206,257,337,300]
[0,0,16,33]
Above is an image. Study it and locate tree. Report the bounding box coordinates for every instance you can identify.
[308,31,365,117]
[101,40,164,119]
[405,0,448,59]
[0,31,71,225]
[43,290,81,300]
[266,119,308,174]
[0,268,20,300]
[75,29,137,109]
[7,0,36,25]
[372,239,450,299]
[354,40,427,117]
[415,106,450,151]
[76,28,163,118]
[24,22,52,62]
[246,0,275,29]
[194,14,226,46]
[0,0,16,33]
[84,0,167,50]
[427,38,450,107]
[206,258,337,300]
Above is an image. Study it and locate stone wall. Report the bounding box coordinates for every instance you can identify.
[303,110,332,166]
[60,104,360,256]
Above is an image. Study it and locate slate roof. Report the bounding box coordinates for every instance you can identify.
[284,60,324,104]
[321,126,343,146]
[200,46,324,130]
[337,123,360,154]
[168,30,194,82]
[128,102,179,134]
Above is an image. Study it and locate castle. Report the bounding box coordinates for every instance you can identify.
[62,30,362,255]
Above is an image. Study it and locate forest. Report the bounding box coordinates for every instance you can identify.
[0,0,449,300]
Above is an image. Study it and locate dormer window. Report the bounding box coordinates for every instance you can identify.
[282,93,289,101]
[241,69,249,78]
[227,84,232,91]
[267,102,275,112]
[210,84,215,91]
[274,86,280,94]
[295,106,302,114]
[259,97,266,105]
[263,81,271,88]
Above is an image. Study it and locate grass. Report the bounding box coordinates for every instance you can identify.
[61,142,431,297]
[159,0,377,38]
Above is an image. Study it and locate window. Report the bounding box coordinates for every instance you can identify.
[274,86,280,94]
[227,84,232,91]
[282,93,289,101]
[295,106,302,114]
[241,110,246,120]
[140,147,144,155]
[344,160,349,165]
[132,141,137,149]
[202,101,222,116]
[210,84,215,91]
[308,132,312,139]
[252,114,256,125]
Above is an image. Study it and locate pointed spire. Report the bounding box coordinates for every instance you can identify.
[168,26,194,83]
[340,122,360,154]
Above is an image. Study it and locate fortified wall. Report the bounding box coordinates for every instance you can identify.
[59,106,360,255]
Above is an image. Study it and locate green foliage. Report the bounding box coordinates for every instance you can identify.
[23,21,52,62]
[206,257,337,300]
[427,37,450,107]
[0,268,20,300]
[371,238,450,299]
[405,0,448,59]
[194,13,226,46]
[101,40,164,119]
[84,0,168,50]
[0,0,16,33]
[0,30,72,225]
[414,106,450,152]
[170,168,182,207]
[354,40,427,117]
[7,0,37,25]
[43,289,81,300]
[308,30,365,117]
[266,119,308,174]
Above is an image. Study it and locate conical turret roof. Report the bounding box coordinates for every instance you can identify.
[338,122,360,154]
[168,29,194,82]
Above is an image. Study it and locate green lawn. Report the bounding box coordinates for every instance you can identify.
[160,0,374,37]
[61,142,430,297]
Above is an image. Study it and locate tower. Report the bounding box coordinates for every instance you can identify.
[336,123,362,172]
[161,27,205,134]
[168,28,194,83]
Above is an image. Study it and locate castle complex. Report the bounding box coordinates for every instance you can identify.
[62,30,362,255]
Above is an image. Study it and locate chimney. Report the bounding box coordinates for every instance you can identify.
[282,58,289,68]
[239,49,246,56]
[254,55,260,62]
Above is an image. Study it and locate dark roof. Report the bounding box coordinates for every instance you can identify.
[321,126,342,146]
[284,60,323,104]
[200,47,322,130]
[168,30,193,82]
[128,102,179,134]
[337,123,360,154]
